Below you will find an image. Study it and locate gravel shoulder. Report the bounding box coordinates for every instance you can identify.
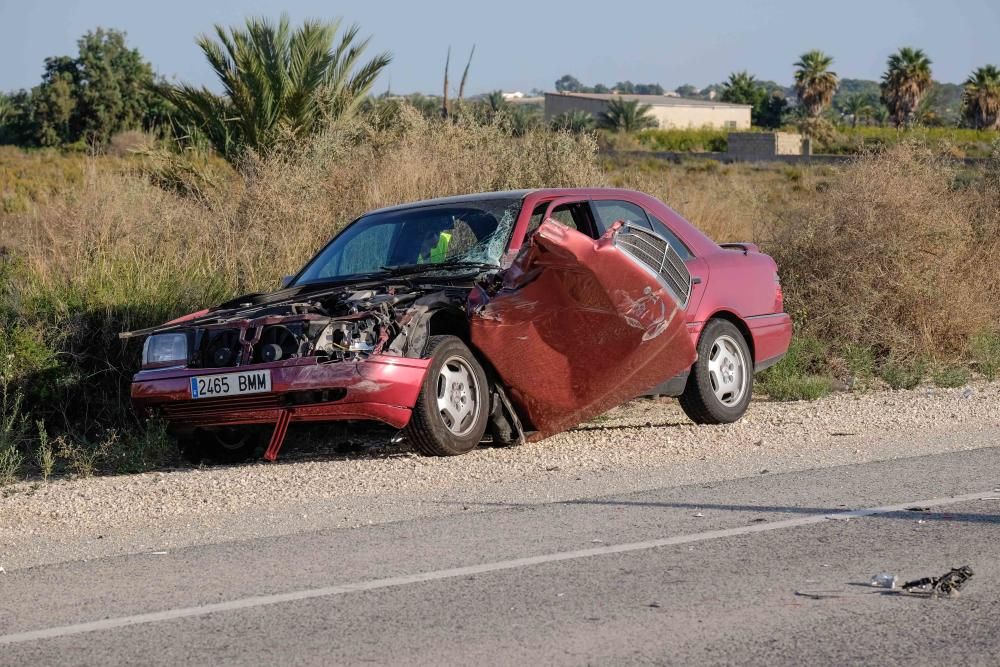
[2,383,998,572]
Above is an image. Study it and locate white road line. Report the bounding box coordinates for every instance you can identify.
[0,489,990,646]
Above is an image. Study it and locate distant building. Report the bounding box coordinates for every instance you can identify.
[544,92,751,130]
[502,91,525,100]
[727,132,811,160]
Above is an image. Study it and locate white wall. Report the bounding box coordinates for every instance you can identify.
[544,94,751,130]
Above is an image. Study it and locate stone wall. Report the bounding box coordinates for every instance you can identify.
[727,132,809,160]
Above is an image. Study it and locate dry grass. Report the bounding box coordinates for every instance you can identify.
[765,143,1000,362]
[602,154,833,243]
[6,109,601,303]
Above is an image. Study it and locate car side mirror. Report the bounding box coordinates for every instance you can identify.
[280,275,294,289]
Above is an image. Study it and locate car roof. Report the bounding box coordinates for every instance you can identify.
[364,188,664,217]
[364,190,537,216]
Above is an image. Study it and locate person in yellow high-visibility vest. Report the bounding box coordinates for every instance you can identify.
[417,229,452,264]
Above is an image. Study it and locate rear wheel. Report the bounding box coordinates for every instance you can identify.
[180,426,267,464]
[679,319,753,424]
[406,335,489,456]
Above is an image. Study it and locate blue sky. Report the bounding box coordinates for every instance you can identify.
[0,0,997,94]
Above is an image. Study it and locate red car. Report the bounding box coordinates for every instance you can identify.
[124,188,791,461]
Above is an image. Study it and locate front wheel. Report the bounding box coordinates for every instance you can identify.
[406,335,489,456]
[679,319,753,424]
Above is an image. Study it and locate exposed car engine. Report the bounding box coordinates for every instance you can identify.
[179,284,457,370]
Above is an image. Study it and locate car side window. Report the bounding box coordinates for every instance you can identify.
[526,201,600,239]
[649,214,694,261]
[592,200,653,234]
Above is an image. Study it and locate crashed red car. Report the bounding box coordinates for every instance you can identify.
[124,188,791,461]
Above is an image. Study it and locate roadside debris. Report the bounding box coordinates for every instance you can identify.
[902,566,974,597]
[795,590,844,600]
[871,573,898,589]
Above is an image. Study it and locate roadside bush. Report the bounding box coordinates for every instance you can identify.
[0,354,28,486]
[816,126,999,158]
[878,359,926,390]
[931,365,970,388]
[635,128,728,153]
[764,143,1000,365]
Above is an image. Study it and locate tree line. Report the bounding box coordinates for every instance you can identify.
[554,49,1000,132]
[0,16,391,161]
[1,19,998,158]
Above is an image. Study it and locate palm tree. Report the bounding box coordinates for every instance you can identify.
[794,51,839,117]
[872,105,891,127]
[720,71,763,106]
[597,98,658,133]
[880,47,933,128]
[484,90,508,114]
[550,109,594,133]
[159,15,391,160]
[962,65,1000,130]
[838,94,873,127]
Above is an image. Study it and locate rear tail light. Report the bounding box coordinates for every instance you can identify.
[773,272,784,313]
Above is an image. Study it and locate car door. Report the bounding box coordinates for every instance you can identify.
[468,200,697,439]
[591,198,707,315]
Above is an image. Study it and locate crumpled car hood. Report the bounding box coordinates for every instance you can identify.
[468,220,697,440]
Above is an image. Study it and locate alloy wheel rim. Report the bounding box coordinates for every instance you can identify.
[436,355,480,436]
[707,334,748,407]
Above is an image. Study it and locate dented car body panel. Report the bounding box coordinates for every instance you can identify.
[126,187,792,457]
[468,219,695,439]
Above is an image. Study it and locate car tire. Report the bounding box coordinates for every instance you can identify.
[679,319,753,425]
[406,335,490,456]
[181,426,267,464]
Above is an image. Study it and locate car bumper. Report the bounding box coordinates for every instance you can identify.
[686,313,793,372]
[747,313,793,370]
[130,355,431,430]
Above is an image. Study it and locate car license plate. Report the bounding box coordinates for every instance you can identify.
[190,370,271,399]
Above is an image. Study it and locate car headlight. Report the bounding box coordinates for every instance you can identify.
[142,333,189,367]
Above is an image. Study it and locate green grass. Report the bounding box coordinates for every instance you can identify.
[758,335,833,401]
[970,331,1000,380]
[635,127,729,153]
[842,344,876,383]
[600,124,998,157]
[816,126,999,157]
[878,359,927,390]
[931,365,971,388]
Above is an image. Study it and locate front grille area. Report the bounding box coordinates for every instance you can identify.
[161,394,284,422]
[614,223,692,307]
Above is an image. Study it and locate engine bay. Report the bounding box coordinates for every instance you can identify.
[176,283,468,370]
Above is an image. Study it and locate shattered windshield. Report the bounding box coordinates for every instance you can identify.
[294,198,523,285]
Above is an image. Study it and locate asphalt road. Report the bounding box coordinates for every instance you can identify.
[3,446,999,666]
